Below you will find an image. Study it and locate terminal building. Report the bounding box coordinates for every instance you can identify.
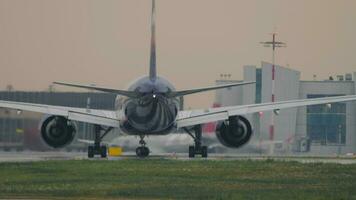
[214,62,356,155]
[0,91,117,151]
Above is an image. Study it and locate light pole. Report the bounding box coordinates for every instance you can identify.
[260,33,286,153]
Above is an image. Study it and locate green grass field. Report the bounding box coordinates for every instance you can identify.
[0,159,355,199]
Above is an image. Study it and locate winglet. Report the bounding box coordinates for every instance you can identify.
[149,0,157,81]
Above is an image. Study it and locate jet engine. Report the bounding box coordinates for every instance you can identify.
[216,116,252,148]
[40,115,76,148]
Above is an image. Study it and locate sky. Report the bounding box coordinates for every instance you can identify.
[0,0,355,108]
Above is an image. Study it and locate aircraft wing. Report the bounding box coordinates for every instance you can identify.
[176,95,356,128]
[0,100,120,127]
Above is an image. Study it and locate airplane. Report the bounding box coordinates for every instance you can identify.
[1,0,356,158]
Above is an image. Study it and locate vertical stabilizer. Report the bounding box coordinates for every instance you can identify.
[149,0,157,81]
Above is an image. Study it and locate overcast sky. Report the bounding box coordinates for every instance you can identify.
[0,0,355,108]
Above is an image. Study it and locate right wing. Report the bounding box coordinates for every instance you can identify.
[177,94,356,128]
[0,100,120,127]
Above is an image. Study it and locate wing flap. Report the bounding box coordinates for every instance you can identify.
[68,112,119,127]
[177,110,228,127]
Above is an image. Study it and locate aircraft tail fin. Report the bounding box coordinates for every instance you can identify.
[149,0,157,81]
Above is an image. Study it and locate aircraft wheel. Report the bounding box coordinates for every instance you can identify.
[100,145,107,158]
[202,146,208,158]
[136,147,149,158]
[189,146,195,158]
[143,146,150,157]
[88,146,94,158]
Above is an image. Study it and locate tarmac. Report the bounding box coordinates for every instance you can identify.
[0,151,355,164]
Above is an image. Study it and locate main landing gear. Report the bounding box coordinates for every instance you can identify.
[88,125,113,158]
[136,135,150,158]
[184,125,208,158]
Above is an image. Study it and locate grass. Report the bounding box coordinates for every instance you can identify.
[0,159,355,199]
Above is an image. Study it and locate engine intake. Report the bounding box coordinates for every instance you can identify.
[216,116,252,148]
[40,116,76,148]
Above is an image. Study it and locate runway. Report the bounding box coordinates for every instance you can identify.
[0,151,355,164]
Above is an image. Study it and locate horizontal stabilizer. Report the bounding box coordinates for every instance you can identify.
[53,82,139,98]
[168,81,255,97]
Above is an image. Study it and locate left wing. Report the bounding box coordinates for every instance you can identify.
[0,100,120,127]
[177,95,356,128]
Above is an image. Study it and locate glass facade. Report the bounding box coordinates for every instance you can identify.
[307,94,346,145]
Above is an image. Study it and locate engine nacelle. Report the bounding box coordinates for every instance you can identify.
[216,116,252,148]
[40,115,76,148]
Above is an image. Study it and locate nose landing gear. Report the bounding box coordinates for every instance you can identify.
[136,135,150,157]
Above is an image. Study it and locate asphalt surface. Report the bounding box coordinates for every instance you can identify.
[0,151,355,164]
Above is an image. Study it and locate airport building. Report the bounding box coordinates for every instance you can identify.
[0,91,117,151]
[213,62,356,155]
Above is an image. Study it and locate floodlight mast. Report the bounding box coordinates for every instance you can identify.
[260,32,286,151]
